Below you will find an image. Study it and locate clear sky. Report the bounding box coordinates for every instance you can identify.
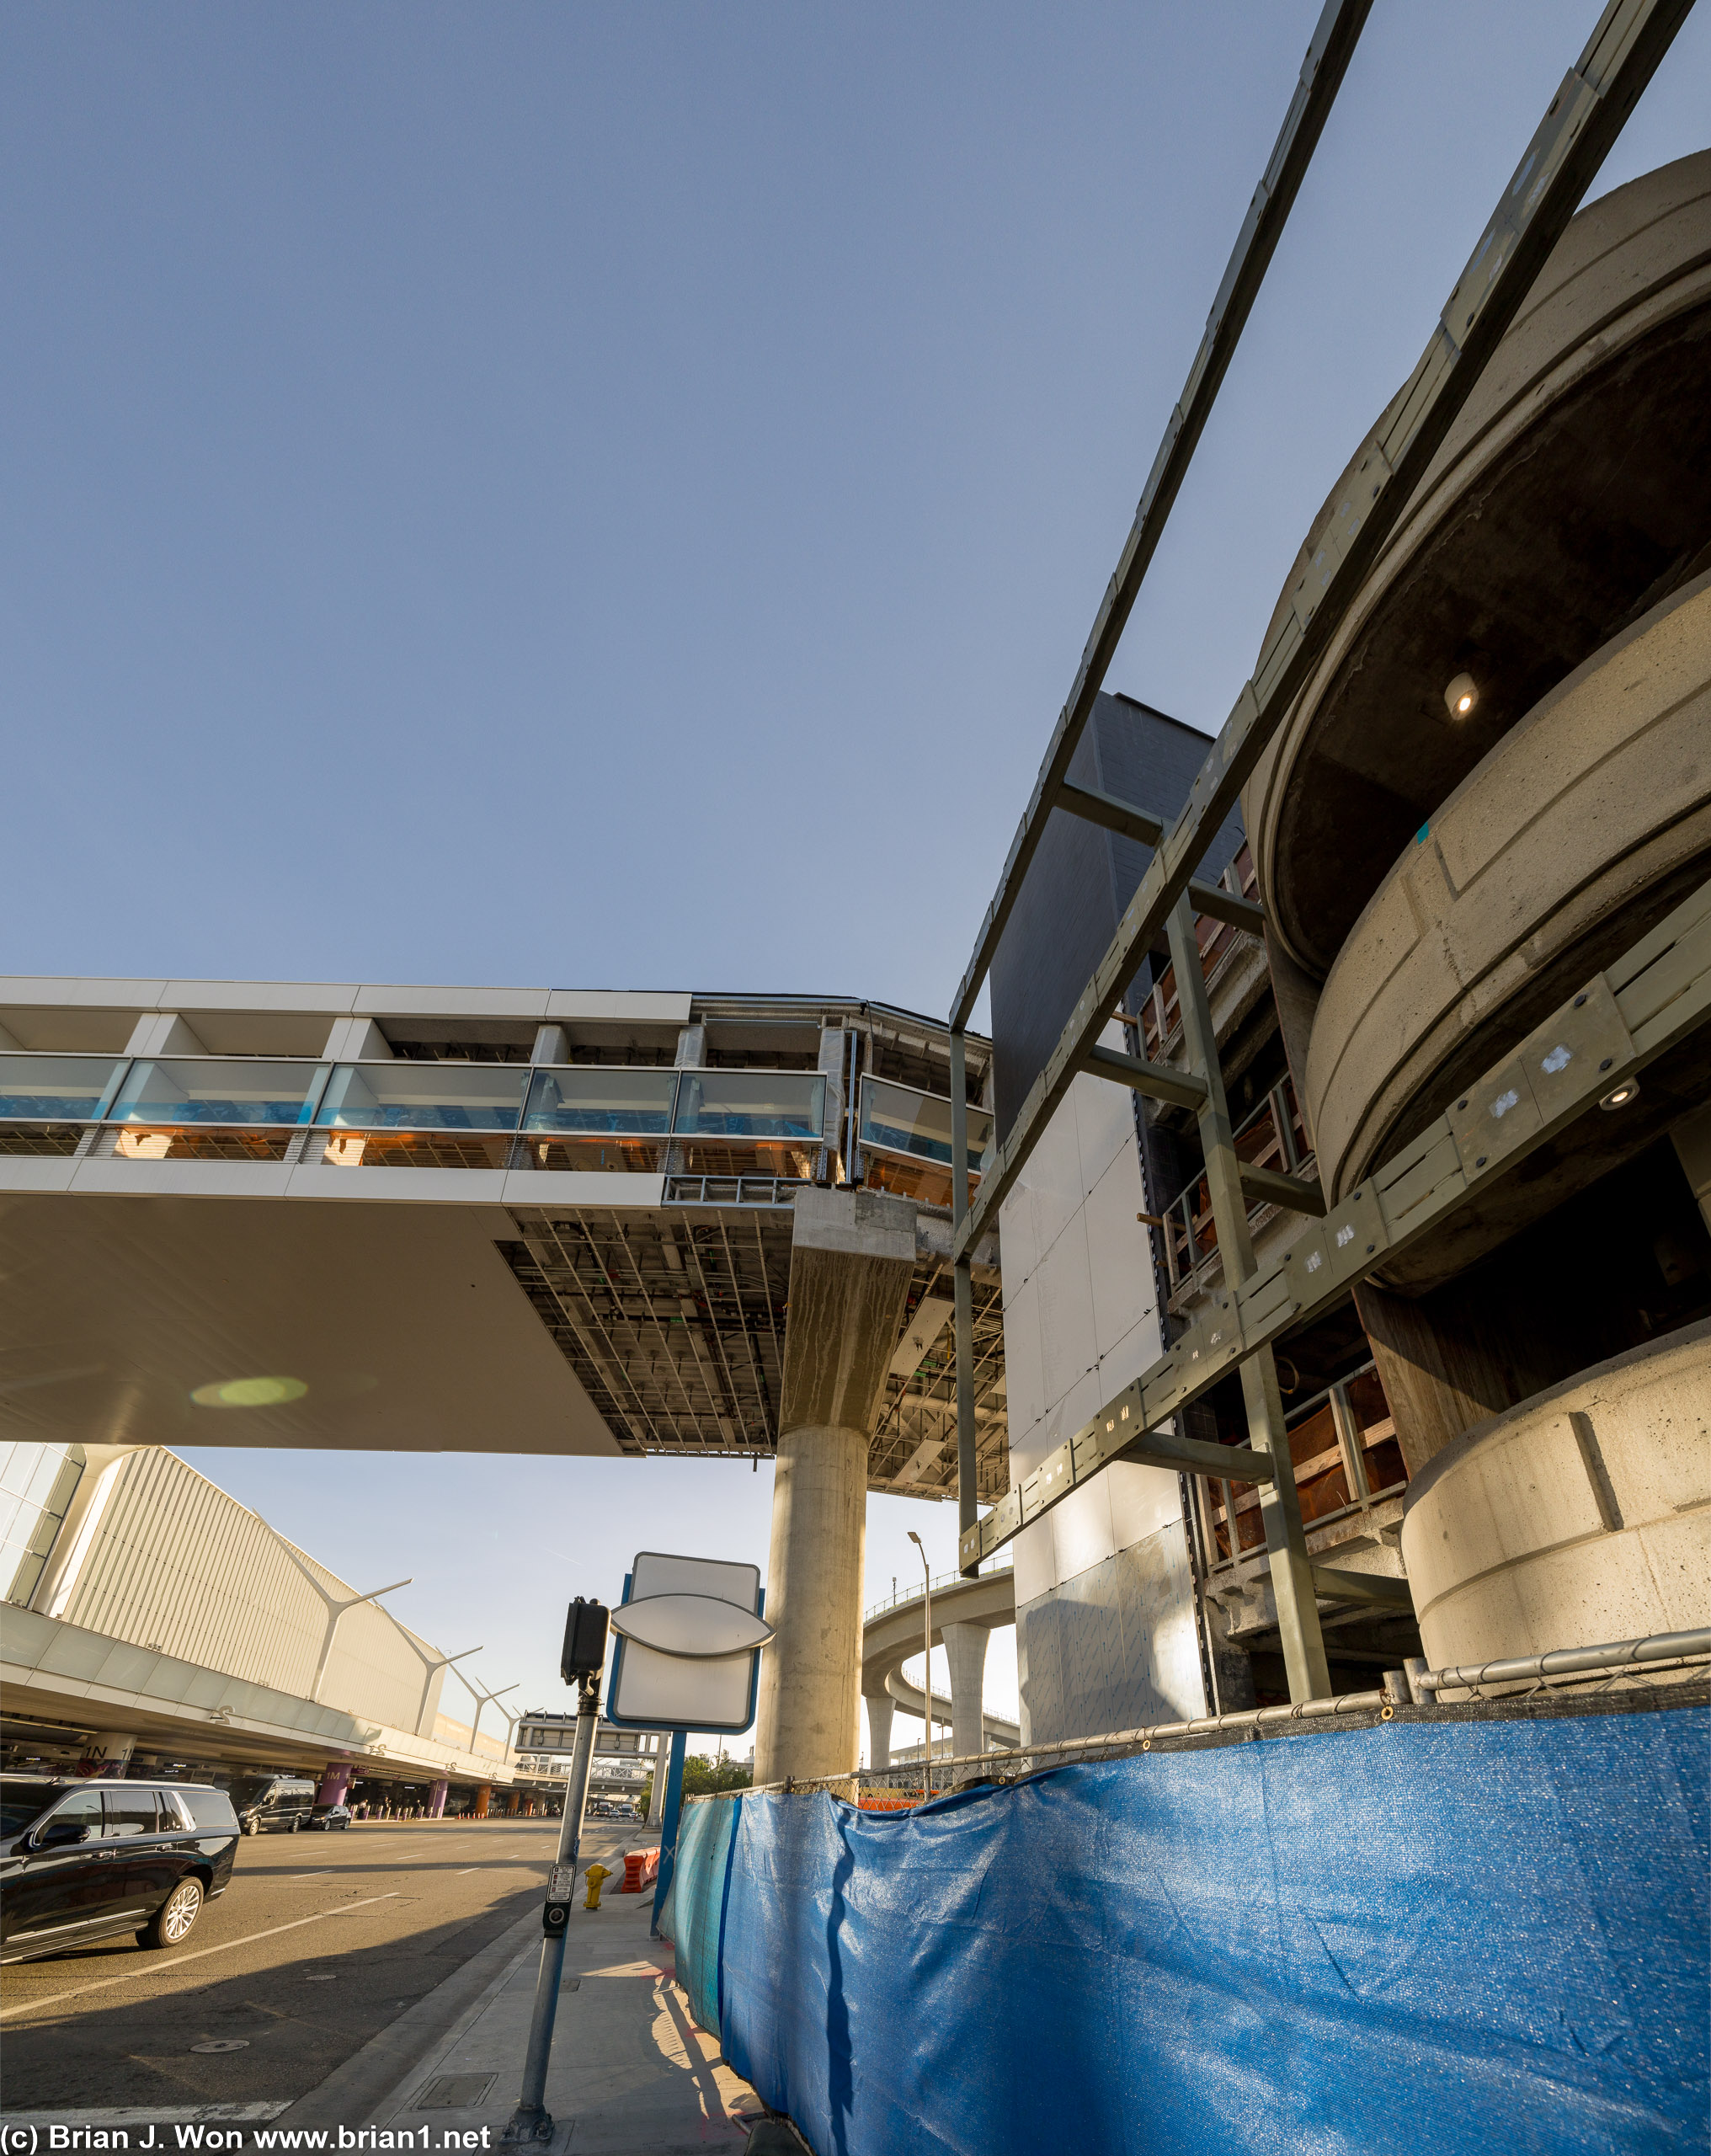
[4,3,1704,1753]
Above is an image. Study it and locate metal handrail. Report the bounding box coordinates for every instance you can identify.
[864,1554,1011,1627]
[700,1625,1711,1801]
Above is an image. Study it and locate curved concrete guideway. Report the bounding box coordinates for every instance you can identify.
[861,1565,1017,1766]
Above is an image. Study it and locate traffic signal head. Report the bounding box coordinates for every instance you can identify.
[562,1597,610,1684]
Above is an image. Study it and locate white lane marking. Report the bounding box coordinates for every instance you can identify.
[455,1866,481,1874]
[289,1870,331,1879]
[0,1895,400,2021]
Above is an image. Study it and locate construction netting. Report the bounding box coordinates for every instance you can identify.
[660,1697,1708,2156]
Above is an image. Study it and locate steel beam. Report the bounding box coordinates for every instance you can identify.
[950,0,1375,1033]
[960,875,1711,1572]
[1117,1429,1275,1484]
[1058,782,1165,849]
[1165,895,1330,1701]
[1238,1162,1326,1216]
[953,0,1694,1265]
[1085,1043,1208,1111]
[1188,883,1266,934]
[1310,1566,1415,1612]
[948,1032,978,1552]
[1057,786,1265,932]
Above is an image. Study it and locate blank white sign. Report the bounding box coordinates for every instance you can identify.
[608,1550,763,1732]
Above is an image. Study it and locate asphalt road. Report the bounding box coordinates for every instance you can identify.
[0,1816,653,2113]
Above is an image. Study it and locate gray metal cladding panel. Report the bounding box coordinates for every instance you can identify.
[1015,1523,1203,1746]
[989,695,1247,1144]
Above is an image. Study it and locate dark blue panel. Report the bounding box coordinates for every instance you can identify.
[717,1707,1709,2156]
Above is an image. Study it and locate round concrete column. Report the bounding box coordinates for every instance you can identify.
[1400,1322,1710,1670]
[428,1779,449,1817]
[754,1422,869,1785]
[941,1622,989,1762]
[757,1188,917,1786]
[865,1694,894,1769]
[317,1763,354,1806]
[83,1732,136,1777]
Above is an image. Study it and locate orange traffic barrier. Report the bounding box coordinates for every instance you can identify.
[621,1847,660,1892]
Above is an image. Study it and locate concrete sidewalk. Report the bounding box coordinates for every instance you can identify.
[361,1882,765,2154]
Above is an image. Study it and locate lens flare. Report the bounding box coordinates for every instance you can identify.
[191,1375,308,1408]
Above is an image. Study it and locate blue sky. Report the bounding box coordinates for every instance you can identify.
[5,3,1704,1749]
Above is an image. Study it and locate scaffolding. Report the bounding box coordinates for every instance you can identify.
[943,0,1707,1700]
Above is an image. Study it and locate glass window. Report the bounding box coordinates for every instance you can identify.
[671,1070,825,1141]
[40,1787,104,1842]
[158,1789,195,1831]
[0,1055,130,1123]
[104,1788,160,1838]
[0,1443,84,1609]
[523,1068,678,1135]
[1,1779,61,1837]
[315,1063,529,1133]
[109,1059,329,1128]
[180,1787,238,1832]
[860,1078,993,1170]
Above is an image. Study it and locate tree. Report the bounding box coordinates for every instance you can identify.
[638,1751,751,1820]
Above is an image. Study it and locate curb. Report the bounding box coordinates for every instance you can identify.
[269,1909,542,2131]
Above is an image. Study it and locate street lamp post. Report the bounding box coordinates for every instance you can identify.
[906,1529,933,1799]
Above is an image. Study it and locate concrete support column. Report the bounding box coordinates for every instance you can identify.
[754,1189,917,1786]
[941,1622,989,1760]
[865,1694,894,1769]
[428,1778,449,1817]
[317,1763,354,1806]
[474,1784,491,1818]
[754,1422,868,1783]
[83,1732,136,1777]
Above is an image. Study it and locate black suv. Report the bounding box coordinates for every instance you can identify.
[1,1777,239,1964]
[229,1774,317,1835]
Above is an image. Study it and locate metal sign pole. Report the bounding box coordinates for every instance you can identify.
[649,1729,689,1937]
[503,1600,608,2148]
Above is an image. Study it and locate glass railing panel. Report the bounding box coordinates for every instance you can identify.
[672,1070,825,1141]
[109,1059,329,1128]
[523,1068,678,1135]
[0,1055,131,1123]
[525,1134,670,1173]
[859,1078,992,1170]
[314,1063,529,1132]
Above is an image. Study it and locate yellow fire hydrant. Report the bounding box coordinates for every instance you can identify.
[583,1862,610,1911]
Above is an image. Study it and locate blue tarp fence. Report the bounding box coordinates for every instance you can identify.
[657,1784,739,2038]
[662,1705,1709,2156]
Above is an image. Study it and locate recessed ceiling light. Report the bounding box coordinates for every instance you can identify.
[1598,1078,1640,1112]
[191,1375,308,1408]
[1443,671,1478,718]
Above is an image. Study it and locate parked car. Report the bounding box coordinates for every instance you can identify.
[305,1803,352,1832]
[1,1776,240,1964]
[228,1774,317,1835]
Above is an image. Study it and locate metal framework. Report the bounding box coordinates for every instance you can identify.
[500,1203,794,1460]
[944,0,1700,1704]
[695,1628,1711,1802]
[503,1202,1008,1501]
